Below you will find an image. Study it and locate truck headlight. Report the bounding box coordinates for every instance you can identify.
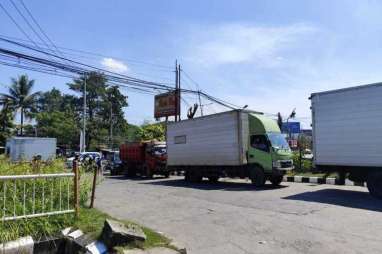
[272,161,281,168]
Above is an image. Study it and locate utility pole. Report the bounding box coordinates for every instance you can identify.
[82,73,87,152]
[178,64,181,121]
[174,60,178,122]
[110,104,113,150]
[198,90,203,116]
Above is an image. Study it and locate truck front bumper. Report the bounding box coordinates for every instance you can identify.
[272,160,294,173]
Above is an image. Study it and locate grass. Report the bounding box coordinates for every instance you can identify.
[0,155,175,251]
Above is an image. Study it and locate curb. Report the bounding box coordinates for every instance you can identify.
[0,236,34,254]
[283,176,366,187]
[0,228,107,254]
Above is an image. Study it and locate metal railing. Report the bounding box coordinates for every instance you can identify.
[0,173,75,222]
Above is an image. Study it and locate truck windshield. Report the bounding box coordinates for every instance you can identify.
[267,133,290,150]
[153,146,167,155]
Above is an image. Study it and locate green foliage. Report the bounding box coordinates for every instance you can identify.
[0,74,40,136]
[1,72,131,149]
[0,105,14,145]
[35,111,79,148]
[137,122,166,141]
[0,157,93,243]
[292,152,312,173]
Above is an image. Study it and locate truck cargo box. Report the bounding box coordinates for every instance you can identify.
[167,110,249,166]
[6,137,56,162]
[311,83,382,167]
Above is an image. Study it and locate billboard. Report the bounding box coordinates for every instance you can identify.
[154,92,179,118]
[282,122,301,134]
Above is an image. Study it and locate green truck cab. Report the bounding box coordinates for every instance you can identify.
[167,110,293,187]
[247,113,294,186]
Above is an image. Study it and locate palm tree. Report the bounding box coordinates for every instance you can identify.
[0,75,40,136]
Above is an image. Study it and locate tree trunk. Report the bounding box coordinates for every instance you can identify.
[20,108,24,136]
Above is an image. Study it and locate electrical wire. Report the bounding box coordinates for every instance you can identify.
[0,37,244,111]
[18,0,65,57]
[8,0,56,55]
[0,34,172,70]
[0,2,41,50]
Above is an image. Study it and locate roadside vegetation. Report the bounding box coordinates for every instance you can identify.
[0,155,173,251]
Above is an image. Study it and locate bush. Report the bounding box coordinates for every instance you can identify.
[292,152,312,173]
[0,156,93,242]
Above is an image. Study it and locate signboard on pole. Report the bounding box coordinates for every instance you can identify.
[154,91,179,118]
[282,122,301,134]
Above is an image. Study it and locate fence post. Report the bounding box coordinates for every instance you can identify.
[89,164,98,208]
[73,157,80,218]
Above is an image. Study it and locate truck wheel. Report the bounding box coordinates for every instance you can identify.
[367,171,382,199]
[127,168,136,177]
[270,176,283,186]
[208,176,219,183]
[185,171,202,182]
[249,166,266,187]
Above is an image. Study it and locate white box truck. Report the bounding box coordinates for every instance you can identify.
[6,137,56,161]
[311,83,382,197]
[167,109,293,186]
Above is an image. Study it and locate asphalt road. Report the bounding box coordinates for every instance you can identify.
[95,176,382,254]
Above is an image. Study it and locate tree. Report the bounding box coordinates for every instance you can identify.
[38,88,79,114]
[100,85,128,147]
[0,75,40,136]
[137,122,166,141]
[35,111,79,148]
[67,72,108,147]
[0,103,14,145]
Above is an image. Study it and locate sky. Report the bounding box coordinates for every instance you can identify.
[1,0,382,128]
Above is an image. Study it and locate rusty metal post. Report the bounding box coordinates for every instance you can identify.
[73,157,80,218]
[89,165,98,208]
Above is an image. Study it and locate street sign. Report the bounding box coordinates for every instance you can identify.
[282,122,301,134]
[154,92,179,118]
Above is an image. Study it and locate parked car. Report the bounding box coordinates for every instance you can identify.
[102,150,123,174]
[66,152,101,168]
[302,149,313,160]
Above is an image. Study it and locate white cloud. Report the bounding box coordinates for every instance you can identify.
[188,23,316,67]
[101,58,129,73]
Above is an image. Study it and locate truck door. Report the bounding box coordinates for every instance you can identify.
[248,135,272,172]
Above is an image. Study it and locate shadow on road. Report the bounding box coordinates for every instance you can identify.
[106,175,169,181]
[140,178,288,191]
[283,189,382,212]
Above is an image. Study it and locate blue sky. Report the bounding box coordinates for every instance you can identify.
[1,0,382,127]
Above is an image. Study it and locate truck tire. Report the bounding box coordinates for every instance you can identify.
[270,176,283,186]
[367,171,382,199]
[185,171,202,183]
[249,166,266,187]
[127,168,137,177]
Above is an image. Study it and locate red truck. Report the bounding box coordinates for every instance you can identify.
[119,141,169,178]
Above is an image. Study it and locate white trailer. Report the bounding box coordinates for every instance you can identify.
[311,82,382,197]
[6,137,56,162]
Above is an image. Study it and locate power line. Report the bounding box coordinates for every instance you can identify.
[0,37,244,111]
[0,34,172,70]
[0,2,41,50]
[8,0,56,55]
[18,0,65,57]
[181,69,200,90]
